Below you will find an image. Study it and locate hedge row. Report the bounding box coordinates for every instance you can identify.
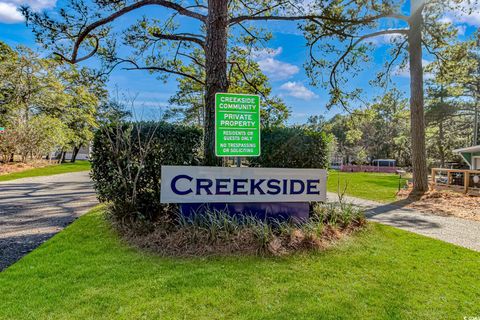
[251,127,330,169]
[91,122,202,221]
[91,122,331,222]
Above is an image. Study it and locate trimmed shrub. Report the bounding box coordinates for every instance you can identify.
[249,127,331,168]
[91,121,202,222]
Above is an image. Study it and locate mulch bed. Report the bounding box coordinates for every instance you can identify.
[397,187,480,222]
[114,220,366,257]
[0,160,53,176]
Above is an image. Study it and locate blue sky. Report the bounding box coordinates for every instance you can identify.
[1,0,479,124]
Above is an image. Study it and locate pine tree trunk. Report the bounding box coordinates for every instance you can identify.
[408,1,429,193]
[438,119,445,168]
[474,102,479,145]
[203,0,228,166]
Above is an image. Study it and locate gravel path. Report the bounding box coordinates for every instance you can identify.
[327,192,480,252]
[0,171,97,271]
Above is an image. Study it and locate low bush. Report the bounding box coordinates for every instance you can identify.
[91,121,202,222]
[117,202,366,257]
[249,126,331,168]
[311,202,366,227]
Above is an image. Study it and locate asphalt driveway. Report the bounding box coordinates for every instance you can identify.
[0,171,97,271]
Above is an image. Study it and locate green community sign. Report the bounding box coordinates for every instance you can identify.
[0,127,4,134]
[215,93,261,157]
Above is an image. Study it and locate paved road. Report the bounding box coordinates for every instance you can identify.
[0,171,97,271]
[327,193,480,252]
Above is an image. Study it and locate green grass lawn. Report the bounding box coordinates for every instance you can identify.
[1,207,478,319]
[0,160,90,182]
[327,171,406,203]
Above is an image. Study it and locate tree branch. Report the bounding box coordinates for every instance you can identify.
[320,28,409,111]
[119,59,205,85]
[177,52,205,68]
[229,12,409,26]
[151,32,205,49]
[330,28,409,89]
[421,38,444,63]
[55,35,99,63]
[62,0,206,63]
[229,61,269,102]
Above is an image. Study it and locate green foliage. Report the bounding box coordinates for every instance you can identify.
[425,83,472,167]
[311,202,365,227]
[91,121,202,222]
[19,115,69,160]
[424,32,480,164]
[322,90,410,166]
[173,203,365,255]
[178,209,275,248]
[0,41,106,163]
[249,126,331,168]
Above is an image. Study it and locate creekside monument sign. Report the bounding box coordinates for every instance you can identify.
[160,166,327,221]
[160,93,327,221]
[161,166,327,203]
[215,93,260,157]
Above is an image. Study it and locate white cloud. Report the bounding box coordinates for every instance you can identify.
[442,2,480,27]
[250,46,300,81]
[291,112,308,118]
[250,47,283,60]
[367,30,407,46]
[257,58,299,81]
[456,24,467,36]
[0,2,23,23]
[279,81,318,100]
[0,0,56,23]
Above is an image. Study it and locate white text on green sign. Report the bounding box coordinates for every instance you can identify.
[215,93,260,157]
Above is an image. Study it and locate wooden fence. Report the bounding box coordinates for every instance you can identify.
[431,168,480,195]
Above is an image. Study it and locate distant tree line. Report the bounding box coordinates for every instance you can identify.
[0,42,106,163]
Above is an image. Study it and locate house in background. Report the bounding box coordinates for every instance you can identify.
[329,152,343,169]
[63,145,91,161]
[372,159,396,168]
[51,144,92,162]
[453,145,480,170]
